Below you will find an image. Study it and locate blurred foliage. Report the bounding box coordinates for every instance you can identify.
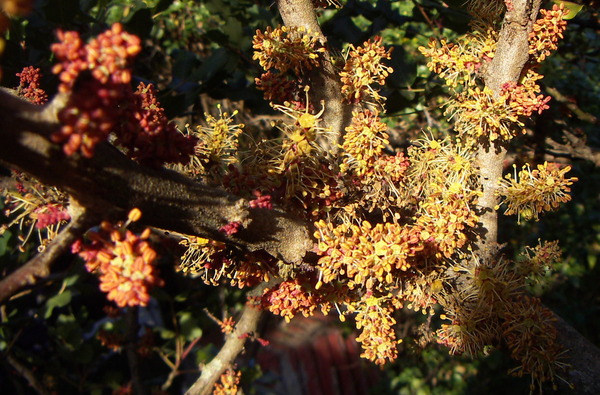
[1,0,599,394]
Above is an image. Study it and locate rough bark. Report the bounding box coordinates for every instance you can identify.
[0,89,312,266]
[477,0,543,260]
[276,0,354,152]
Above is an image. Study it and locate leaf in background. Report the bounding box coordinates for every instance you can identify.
[44,290,72,319]
[0,230,11,257]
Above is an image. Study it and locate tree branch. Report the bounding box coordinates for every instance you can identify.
[0,201,94,304]
[477,0,543,259]
[0,89,313,264]
[553,313,600,394]
[478,3,600,392]
[184,284,269,395]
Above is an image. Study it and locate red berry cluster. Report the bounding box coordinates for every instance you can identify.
[16,66,48,104]
[119,82,198,167]
[51,24,141,157]
[49,24,197,165]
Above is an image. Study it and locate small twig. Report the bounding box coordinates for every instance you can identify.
[546,86,599,125]
[1,306,49,394]
[546,131,600,166]
[5,354,50,395]
[0,203,95,304]
[184,282,270,395]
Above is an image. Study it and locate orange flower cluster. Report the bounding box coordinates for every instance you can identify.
[16,66,47,104]
[51,23,141,157]
[74,209,163,308]
[252,25,324,75]
[501,80,551,117]
[254,70,298,103]
[213,369,241,395]
[373,153,410,184]
[349,293,401,365]
[52,23,140,92]
[261,279,329,322]
[529,3,569,62]
[497,162,578,222]
[314,219,422,291]
[340,110,389,177]
[519,240,562,282]
[339,36,393,103]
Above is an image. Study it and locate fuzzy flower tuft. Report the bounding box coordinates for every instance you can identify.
[497,162,578,222]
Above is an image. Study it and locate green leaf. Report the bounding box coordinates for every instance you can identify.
[179,311,202,340]
[0,230,11,257]
[44,290,72,319]
[553,1,584,20]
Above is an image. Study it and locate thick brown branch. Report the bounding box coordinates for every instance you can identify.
[0,90,312,263]
[184,284,268,395]
[276,0,353,152]
[477,0,543,259]
[0,203,94,304]
[553,313,600,394]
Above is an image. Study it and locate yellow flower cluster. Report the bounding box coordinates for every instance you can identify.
[418,28,496,89]
[436,254,522,357]
[348,293,402,365]
[339,36,393,103]
[415,196,479,258]
[406,137,479,204]
[447,86,520,142]
[188,106,244,178]
[213,369,241,395]
[2,174,70,252]
[529,3,569,63]
[340,110,389,177]
[179,236,226,281]
[252,25,325,75]
[179,236,271,288]
[314,219,422,291]
[497,162,578,222]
